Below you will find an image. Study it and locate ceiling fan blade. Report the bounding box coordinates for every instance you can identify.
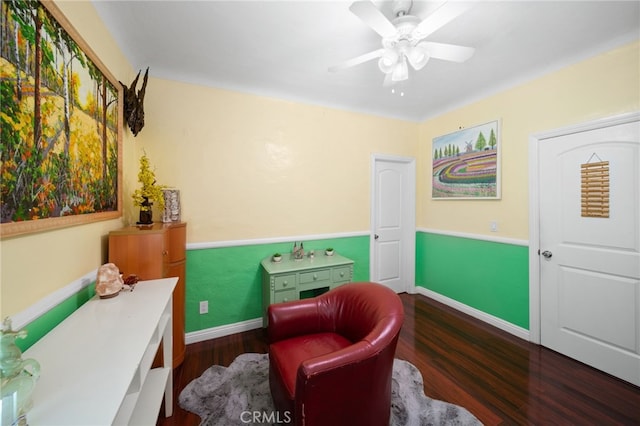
[413,1,474,40]
[421,42,475,63]
[328,48,385,72]
[349,1,397,38]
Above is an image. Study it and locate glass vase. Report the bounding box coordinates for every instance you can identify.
[1,318,40,426]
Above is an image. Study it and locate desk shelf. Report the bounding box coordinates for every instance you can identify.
[24,278,176,425]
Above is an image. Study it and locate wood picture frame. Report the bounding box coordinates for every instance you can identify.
[1,0,123,238]
[432,119,501,199]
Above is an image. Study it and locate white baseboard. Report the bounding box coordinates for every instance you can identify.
[185,289,529,345]
[414,287,530,341]
[185,318,263,345]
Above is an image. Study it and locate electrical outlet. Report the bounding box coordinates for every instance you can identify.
[199,300,208,314]
[490,221,498,232]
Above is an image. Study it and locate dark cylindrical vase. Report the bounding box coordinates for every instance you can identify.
[138,197,153,225]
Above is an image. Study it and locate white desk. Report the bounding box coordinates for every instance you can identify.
[261,253,354,326]
[24,278,176,425]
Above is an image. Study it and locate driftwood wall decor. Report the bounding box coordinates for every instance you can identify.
[120,67,149,136]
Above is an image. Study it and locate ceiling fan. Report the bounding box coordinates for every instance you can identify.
[329,0,476,85]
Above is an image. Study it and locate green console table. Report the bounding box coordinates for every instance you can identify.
[261,252,354,326]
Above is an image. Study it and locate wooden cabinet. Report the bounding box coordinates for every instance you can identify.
[109,222,186,367]
[261,253,354,326]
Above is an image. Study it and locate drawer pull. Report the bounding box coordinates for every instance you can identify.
[340,272,345,277]
[283,298,289,302]
[283,281,288,287]
[313,274,318,280]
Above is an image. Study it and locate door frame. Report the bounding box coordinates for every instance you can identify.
[370,153,416,293]
[528,111,640,344]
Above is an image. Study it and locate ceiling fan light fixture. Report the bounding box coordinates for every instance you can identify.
[333,0,477,88]
[391,56,408,82]
[378,49,399,73]
[407,42,430,70]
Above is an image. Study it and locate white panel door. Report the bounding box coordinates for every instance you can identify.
[539,118,640,386]
[371,156,415,293]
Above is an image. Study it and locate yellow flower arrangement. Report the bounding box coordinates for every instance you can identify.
[132,153,166,211]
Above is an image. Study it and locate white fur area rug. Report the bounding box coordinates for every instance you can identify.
[179,353,482,426]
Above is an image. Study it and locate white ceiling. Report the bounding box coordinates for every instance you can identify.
[92,1,640,122]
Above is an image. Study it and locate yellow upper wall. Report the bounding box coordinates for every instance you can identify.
[136,79,417,242]
[418,41,640,240]
[1,0,637,321]
[0,1,134,318]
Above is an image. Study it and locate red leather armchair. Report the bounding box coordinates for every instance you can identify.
[268,282,405,426]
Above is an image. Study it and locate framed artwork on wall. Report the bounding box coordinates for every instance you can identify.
[432,119,501,199]
[1,0,123,238]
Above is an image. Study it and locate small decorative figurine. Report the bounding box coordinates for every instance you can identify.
[293,242,305,260]
[0,317,40,426]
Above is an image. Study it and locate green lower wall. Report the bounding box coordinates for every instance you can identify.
[185,235,370,333]
[17,231,529,351]
[16,284,95,352]
[416,231,529,329]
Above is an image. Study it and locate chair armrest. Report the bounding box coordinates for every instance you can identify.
[299,340,375,377]
[268,299,322,343]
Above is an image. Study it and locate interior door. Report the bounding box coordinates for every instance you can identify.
[371,155,415,293]
[538,117,640,386]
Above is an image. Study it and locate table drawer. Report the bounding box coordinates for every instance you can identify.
[299,269,331,284]
[274,274,295,291]
[274,289,297,303]
[332,266,352,283]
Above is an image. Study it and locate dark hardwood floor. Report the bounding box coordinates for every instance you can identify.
[158,292,640,425]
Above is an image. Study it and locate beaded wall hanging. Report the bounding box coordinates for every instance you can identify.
[581,153,609,218]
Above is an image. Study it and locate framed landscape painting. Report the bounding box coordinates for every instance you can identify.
[432,120,501,199]
[1,0,123,238]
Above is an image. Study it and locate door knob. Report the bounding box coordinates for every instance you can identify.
[374,234,379,240]
[541,250,553,259]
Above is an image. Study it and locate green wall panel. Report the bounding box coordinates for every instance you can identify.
[185,235,370,333]
[416,232,529,329]
[16,284,95,352]
[16,232,529,349]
